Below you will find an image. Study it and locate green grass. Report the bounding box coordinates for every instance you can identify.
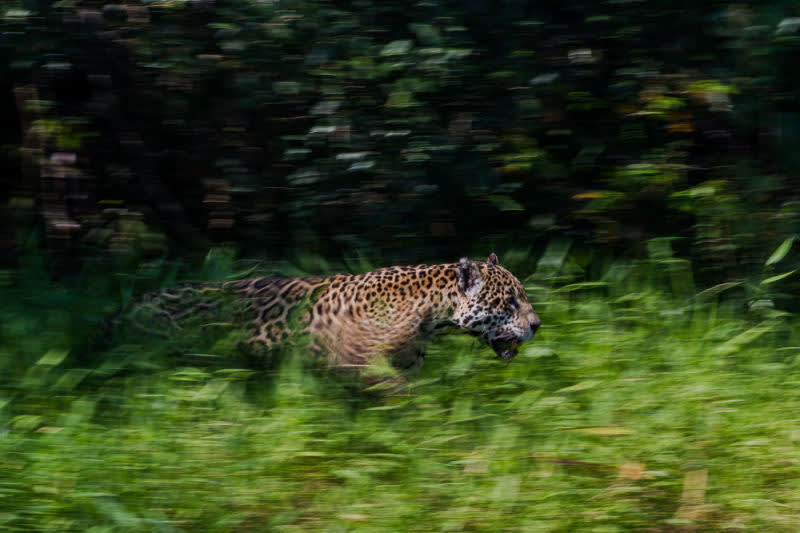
[1,253,799,531]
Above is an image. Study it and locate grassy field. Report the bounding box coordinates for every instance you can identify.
[1,247,799,531]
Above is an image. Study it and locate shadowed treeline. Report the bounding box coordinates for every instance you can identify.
[2,2,800,284]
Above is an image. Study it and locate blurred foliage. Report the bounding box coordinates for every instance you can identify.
[2,0,800,279]
[2,244,800,530]
[3,0,800,530]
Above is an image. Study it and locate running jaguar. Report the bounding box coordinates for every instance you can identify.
[118,253,540,375]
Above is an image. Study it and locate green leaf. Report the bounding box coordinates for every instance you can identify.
[570,426,634,436]
[713,321,775,356]
[386,90,418,108]
[488,194,524,212]
[766,237,794,266]
[557,380,601,393]
[381,40,413,56]
[556,282,609,292]
[695,281,743,300]
[36,349,69,367]
[761,270,796,285]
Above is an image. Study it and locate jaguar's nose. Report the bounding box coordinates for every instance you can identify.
[530,315,541,333]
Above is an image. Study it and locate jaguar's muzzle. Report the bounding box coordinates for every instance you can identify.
[489,338,520,361]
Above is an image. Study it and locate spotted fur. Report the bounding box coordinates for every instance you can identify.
[119,254,540,372]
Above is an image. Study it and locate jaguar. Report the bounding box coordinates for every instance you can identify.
[117,253,540,377]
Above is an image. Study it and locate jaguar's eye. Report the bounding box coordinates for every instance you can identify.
[507,296,519,310]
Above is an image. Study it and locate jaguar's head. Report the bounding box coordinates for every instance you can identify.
[452,253,540,360]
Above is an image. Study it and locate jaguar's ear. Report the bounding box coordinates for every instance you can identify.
[456,258,484,298]
[487,252,499,266]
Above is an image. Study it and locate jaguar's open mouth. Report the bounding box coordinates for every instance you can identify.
[490,339,520,361]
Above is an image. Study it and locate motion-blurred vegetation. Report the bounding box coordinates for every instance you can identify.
[3,0,800,530]
[2,243,800,530]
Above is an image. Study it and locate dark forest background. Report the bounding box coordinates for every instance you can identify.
[4,1,800,283]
